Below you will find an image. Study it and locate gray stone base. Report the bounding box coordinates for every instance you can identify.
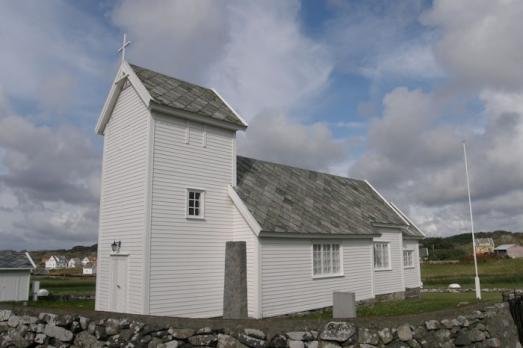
[374,291,405,302]
[405,287,421,299]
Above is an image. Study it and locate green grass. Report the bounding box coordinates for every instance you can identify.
[32,276,96,296]
[298,292,502,320]
[27,299,95,310]
[421,258,523,288]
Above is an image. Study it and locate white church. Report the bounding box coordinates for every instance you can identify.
[94,59,424,319]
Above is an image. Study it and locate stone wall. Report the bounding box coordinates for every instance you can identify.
[0,303,519,348]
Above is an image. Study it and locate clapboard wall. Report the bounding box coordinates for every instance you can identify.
[95,85,149,314]
[373,229,405,296]
[403,240,421,288]
[259,238,374,318]
[148,113,236,318]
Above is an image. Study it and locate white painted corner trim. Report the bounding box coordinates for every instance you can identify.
[25,252,36,269]
[95,60,152,135]
[364,180,410,226]
[227,185,261,236]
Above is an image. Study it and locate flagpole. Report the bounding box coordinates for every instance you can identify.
[463,141,481,300]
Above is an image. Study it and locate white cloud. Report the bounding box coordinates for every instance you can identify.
[325,0,443,80]
[113,0,333,120]
[347,0,523,236]
[421,0,523,91]
[207,0,332,119]
[351,86,523,235]
[0,113,100,250]
[0,1,114,115]
[238,113,346,172]
[112,0,228,84]
[366,41,444,80]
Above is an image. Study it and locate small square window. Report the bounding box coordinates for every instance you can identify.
[403,250,414,268]
[187,189,204,218]
[374,242,390,270]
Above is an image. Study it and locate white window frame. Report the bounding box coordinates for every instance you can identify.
[312,242,343,279]
[374,242,391,271]
[403,249,414,268]
[186,188,205,219]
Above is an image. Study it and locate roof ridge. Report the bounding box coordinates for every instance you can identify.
[129,63,212,92]
[236,155,366,184]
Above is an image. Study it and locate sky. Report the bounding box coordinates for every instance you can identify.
[0,0,522,251]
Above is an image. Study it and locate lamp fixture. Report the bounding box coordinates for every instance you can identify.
[111,240,121,253]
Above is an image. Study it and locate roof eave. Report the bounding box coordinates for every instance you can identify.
[402,235,425,240]
[258,231,380,239]
[371,222,406,229]
[211,88,248,128]
[150,101,247,131]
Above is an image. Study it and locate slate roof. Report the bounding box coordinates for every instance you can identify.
[495,244,517,251]
[235,156,424,238]
[130,64,245,127]
[0,251,34,269]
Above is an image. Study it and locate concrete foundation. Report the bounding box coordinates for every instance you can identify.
[223,241,247,319]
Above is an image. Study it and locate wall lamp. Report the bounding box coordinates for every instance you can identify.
[111,240,121,253]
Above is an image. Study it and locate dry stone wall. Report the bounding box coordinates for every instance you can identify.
[0,303,519,348]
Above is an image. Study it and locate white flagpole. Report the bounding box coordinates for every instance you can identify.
[463,141,481,300]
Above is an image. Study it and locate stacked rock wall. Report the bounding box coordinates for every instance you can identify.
[0,303,519,348]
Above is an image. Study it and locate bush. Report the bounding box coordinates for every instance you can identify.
[431,248,466,260]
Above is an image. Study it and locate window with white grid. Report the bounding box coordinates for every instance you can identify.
[374,242,390,270]
[313,243,341,276]
[187,189,204,218]
[403,249,414,268]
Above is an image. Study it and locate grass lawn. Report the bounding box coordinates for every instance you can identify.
[298,292,502,320]
[421,258,523,288]
[26,299,95,310]
[32,275,96,296]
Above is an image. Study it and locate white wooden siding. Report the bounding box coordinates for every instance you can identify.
[260,238,374,318]
[403,240,422,288]
[0,271,30,302]
[232,207,259,318]
[373,230,405,295]
[96,85,150,314]
[149,113,235,318]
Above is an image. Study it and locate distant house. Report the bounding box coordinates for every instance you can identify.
[45,256,67,270]
[475,238,495,255]
[68,258,81,268]
[81,257,91,267]
[494,244,523,259]
[82,262,97,275]
[0,251,36,302]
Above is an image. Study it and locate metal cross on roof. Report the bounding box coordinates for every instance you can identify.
[118,33,131,62]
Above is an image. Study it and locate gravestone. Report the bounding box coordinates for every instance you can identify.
[223,241,248,319]
[333,291,356,319]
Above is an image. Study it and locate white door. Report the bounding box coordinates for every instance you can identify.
[110,256,128,312]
